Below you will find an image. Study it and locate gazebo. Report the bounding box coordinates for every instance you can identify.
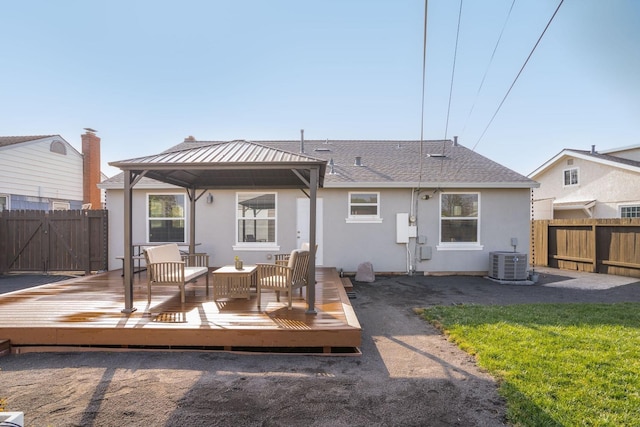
[109,140,327,314]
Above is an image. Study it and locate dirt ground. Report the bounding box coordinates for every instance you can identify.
[2,268,639,426]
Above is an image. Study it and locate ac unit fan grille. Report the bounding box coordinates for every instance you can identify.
[490,252,528,280]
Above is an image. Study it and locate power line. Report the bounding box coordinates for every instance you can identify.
[418,0,429,189]
[461,0,517,138]
[470,0,565,152]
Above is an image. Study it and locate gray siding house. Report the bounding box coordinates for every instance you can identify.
[529,145,640,219]
[100,137,538,275]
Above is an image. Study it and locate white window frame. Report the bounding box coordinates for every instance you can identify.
[437,192,483,251]
[146,193,187,244]
[346,191,382,223]
[563,167,579,187]
[52,201,70,210]
[620,204,640,218]
[0,194,9,211]
[233,192,279,251]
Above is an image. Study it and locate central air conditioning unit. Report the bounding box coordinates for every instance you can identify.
[490,251,528,281]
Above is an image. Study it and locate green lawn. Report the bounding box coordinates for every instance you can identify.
[420,303,640,427]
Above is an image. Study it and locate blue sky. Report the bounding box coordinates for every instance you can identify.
[2,1,639,178]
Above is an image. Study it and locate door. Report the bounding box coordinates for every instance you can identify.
[296,198,323,265]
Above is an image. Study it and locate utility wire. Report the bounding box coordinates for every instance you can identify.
[443,0,464,146]
[439,0,464,181]
[418,0,429,189]
[461,0,516,138]
[470,0,565,152]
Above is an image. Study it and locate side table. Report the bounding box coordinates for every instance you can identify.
[212,265,257,300]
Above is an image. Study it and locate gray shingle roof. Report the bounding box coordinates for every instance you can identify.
[102,138,537,189]
[567,149,640,169]
[0,135,56,147]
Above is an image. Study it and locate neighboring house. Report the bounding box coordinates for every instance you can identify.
[529,145,640,220]
[0,131,103,211]
[100,137,538,275]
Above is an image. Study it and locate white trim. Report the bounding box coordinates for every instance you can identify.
[235,191,278,246]
[52,201,70,210]
[436,244,484,251]
[345,218,383,224]
[146,192,188,244]
[439,192,481,245]
[347,191,381,222]
[529,149,640,179]
[0,194,9,211]
[619,203,640,218]
[232,244,281,251]
[562,167,579,187]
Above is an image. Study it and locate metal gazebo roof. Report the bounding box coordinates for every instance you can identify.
[110,140,326,314]
[110,140,327,189]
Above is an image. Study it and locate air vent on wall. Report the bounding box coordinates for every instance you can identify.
[489,252,528,281]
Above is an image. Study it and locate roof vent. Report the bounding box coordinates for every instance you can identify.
[453,136,458,146]
[354,156,363,166]
[300,129,305,154]
[329,158,336,174]
[591,144,596,154]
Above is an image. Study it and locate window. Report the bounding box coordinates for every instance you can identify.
[347,192,381,222]
[52,201,70,210]
[0,195,8,211]
[563,167,579,186]
[440,193,480,244]
[50,140,67,155]
[236,192,276,244]
[147,194,186,242]
[620,205,640,218]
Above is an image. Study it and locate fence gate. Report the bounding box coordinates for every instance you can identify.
[0,210,108,275]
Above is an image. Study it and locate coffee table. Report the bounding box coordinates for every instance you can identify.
[212,265,257,300]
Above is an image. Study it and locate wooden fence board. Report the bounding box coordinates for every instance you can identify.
[531,219,640,278]
[0,210,108,274]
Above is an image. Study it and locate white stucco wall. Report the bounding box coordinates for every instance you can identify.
[532,155,640,219]
[105,185,532,275]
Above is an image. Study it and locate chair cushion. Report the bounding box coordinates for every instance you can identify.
[184,266,208,282]
[145,243,182,264]
[287,249,298,269]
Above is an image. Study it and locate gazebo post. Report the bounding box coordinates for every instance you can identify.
[188,187,196,255]
[306,166,318,314]
[122,170,136,313]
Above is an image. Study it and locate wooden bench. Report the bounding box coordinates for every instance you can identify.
[143,243,209,303]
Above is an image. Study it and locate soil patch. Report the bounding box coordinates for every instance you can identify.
[2,269,639,426]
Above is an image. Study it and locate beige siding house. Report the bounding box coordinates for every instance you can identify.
[101,137,538,275]
[529,145,640,219]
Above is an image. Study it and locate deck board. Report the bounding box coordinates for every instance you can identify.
[0,267,361,353]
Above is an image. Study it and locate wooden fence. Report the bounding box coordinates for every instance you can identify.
[0,210,108,275]
[531,218,640,278]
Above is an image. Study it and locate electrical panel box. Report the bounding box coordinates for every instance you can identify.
[420,246,432,260]
[396,213,409,243]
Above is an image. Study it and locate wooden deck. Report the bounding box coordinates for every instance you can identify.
[0,267,361,354]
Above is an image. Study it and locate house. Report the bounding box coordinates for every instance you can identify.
[100,136,538,275]
[0,130,103,211]
[529,145,640,219]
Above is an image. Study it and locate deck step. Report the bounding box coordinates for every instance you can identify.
[341,277,356,299]
[0,339,11,357]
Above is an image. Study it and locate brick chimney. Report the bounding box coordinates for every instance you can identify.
[81,128,101,209]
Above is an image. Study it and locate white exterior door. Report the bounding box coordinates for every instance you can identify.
[296,198,323,265]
